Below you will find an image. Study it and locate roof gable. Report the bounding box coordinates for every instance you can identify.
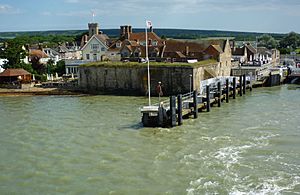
[0,68,31,77]
[81,34,109,51]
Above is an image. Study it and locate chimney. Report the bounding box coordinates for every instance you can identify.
[150,26,153,32]
[186,46,189,55]
[124,25,130,39]
[88,23,99,39]
[128,26,132,33]
[120,26,125,37]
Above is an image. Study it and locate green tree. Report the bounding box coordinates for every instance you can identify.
[258,34,278,49]
[279,32,300,49]
[54,60,65,76]
[0,38,27,69]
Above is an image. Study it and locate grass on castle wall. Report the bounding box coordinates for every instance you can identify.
[80,59,217,68]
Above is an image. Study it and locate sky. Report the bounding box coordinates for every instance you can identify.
[0,0,299,33]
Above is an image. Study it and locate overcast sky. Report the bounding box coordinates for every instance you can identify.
[0,0,299,33]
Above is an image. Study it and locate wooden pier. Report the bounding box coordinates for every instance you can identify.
[141,75,253,127]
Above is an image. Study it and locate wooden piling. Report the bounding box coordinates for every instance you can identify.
[226,79,229,103]
[239,75,243,97]
[206,86,210,112]
[193,90,198,118]
[170,96,176,127]
[217,82,221,107]
[243,74,246,94]
[233,77,236,99]
[177,94,183,126]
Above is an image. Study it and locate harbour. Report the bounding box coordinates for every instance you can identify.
[1,85,300,194]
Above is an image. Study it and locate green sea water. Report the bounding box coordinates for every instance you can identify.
[0,85,300,194]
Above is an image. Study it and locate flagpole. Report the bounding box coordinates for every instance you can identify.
[146,22,151,106]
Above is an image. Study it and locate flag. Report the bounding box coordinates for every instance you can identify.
[146,20,152,28]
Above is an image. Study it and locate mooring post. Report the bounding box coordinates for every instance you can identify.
[206,86,210,112]
[217,82,221,107]
[243,74,246,94]
[233,77,236,99]
[239,75,243,97]
[177,94,183,126]
[226,79,229,103]
[193,90,198,118]
[170,96,177,127]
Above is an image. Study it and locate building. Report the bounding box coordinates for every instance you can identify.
[0,68,31,83]
[81,23,110,61]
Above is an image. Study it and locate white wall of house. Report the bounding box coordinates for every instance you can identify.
[82,36,108,61]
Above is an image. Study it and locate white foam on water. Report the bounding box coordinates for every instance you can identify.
[229,175,300,195]
[214,144,253,169]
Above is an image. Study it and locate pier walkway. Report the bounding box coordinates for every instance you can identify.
[141,75,253,127]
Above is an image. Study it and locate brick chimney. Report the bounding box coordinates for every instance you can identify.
[186,46,189,56]
[120,25,132,39]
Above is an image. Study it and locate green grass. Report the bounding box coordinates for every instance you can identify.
[295,48,300,54]
[80,59,218,68]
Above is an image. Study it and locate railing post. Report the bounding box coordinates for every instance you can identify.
[206,86,210,112]
[239,75,243,97]
[177,94,183,126]
[193,90,198,118]
[243,74,246,94]
[217,82,221,107]
[226,79,229,103]
[170,96,176,127]
[233,77,236,99]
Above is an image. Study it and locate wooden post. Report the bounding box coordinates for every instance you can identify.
[217,82,221,107]
[206,86,210,112]
[170,96,176,127]
[226,79,229,103]
[233,77,236,99]
[193,90,198,118]
[243,74,246,94]
[239,75,243,97]
[177,94,183,126]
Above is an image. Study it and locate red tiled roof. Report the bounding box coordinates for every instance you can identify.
[29,49,48,58]
[164,40,206,53]
[0,68,31,77]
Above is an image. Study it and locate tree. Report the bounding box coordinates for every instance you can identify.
[0,38,27,69]
[54,60,65,76]
[258,34,278,49]
[279,32,300,49]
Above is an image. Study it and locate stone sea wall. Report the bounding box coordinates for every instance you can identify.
[78,63,229,96]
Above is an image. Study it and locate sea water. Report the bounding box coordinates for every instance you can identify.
[0,85,299,194]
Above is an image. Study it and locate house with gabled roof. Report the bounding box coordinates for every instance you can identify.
[108,25,165,61]
[81,23,110,62]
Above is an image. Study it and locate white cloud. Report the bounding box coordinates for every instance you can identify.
[0,4,21,14]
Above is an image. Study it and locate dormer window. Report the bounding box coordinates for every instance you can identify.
[116,42,122,48]
[153,40,158,46]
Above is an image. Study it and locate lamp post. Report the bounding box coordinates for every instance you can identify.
[158,81,162,103]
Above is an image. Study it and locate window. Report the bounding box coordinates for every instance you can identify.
[86,54,90,60]
[93,54,97,61]
[116,42,121,48]
[101,47,105,52]
[91,44,99,50]
[153,40,158,46]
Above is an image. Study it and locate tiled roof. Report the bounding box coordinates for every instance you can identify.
[128,32,164,45]
[0,68,31,77]
[29,49,48,58]
[245,44,257,54]
[164,40,206,53]
[211,45,223,53]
